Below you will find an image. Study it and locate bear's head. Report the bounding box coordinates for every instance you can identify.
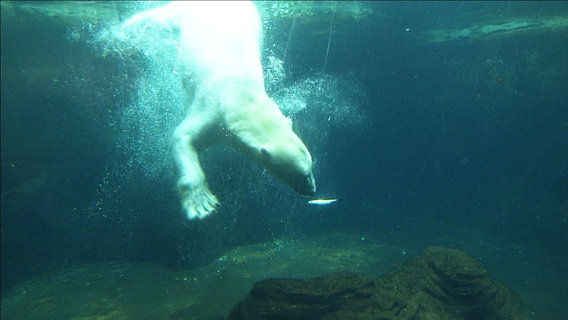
[227,93,316,196]
[257,130,316,197]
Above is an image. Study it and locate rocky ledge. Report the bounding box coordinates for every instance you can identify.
[229,246,527,320]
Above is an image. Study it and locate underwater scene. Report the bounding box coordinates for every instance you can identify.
[1,1,567,319]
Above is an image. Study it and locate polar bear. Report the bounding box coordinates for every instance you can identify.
[120,1,316,219]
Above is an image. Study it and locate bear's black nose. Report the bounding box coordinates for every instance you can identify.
[297,173,316,196]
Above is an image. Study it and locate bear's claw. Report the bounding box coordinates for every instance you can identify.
[178,181,220,219]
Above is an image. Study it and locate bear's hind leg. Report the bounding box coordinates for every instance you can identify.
[172,117,220,219]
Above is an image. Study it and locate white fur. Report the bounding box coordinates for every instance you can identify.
[121,1,315,219]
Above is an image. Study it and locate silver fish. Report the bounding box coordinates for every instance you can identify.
[308,199,338,206]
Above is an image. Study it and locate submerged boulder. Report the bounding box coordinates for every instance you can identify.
[229,246,527,320]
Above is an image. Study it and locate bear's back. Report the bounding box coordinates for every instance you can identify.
[173,2,264,82]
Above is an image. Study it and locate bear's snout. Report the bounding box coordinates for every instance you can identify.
[296,173,316,196]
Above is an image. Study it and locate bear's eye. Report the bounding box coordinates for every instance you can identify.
[260,147,272,160]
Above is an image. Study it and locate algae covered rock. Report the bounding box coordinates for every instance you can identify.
[375,246,527,320]
[229,272,375,320]
[229,246,527,320]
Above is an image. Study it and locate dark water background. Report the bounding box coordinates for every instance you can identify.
[1,1,567,318]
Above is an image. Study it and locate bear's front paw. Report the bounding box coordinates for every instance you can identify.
[178,180,220,219]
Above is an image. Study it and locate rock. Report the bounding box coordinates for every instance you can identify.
[228,246,527,320]
[229,272,375,320]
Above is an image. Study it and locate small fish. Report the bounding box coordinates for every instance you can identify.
[308,199,338,206]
